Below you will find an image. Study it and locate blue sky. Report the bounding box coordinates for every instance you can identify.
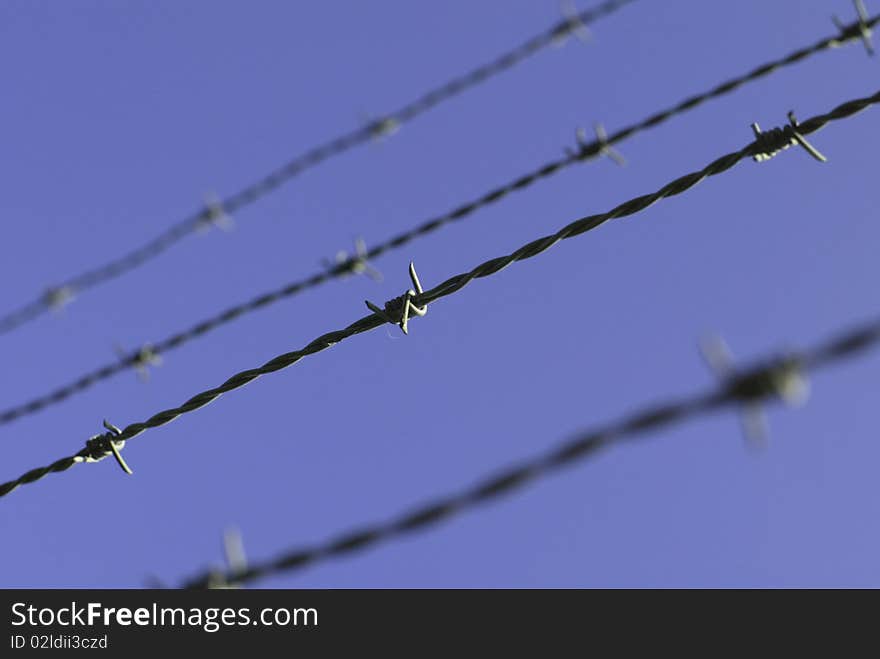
[1,0,878,588]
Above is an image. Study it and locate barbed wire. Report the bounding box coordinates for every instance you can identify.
[0,0,637,338]
[175,313,880,586]
[3,10,877,427]
[1,88,877,499]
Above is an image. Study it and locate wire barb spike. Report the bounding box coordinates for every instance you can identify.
[833,0,875,55]
[43,285,75,312]
[322,238,383,281]
[80,420,133,475]
[751,111,827,163]
[366,115,400,141]
[591,123,625,165]
[115,343,163,382]
[553,0,592,45]
[207,527,248,589]
[365,261,428,335]
[700,335,809,448]
[567,123,625,165]
[197,193,234,232]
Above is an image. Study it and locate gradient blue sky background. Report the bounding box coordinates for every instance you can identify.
[1,0,878,588]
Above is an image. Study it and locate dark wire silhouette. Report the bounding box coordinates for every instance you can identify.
[0,0,637,338]
[2,10,876,427]
[1,87,877,499]
[177,313,880,586]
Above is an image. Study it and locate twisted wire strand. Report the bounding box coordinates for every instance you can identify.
[0,0,637,337]
[176,314,880,587]
[2,89,877,499]
[4,14,878,426]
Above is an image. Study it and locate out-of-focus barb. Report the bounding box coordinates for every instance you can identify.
[206,528,249,589]
[553,0,593,45]
[367,116,400,141]
[568,123,627,165]
[197,193,234,232]
[700,335,808,448]
[115,343,163,382]
[323,238,383,281]
[833,0,875,55]
[43,286,75,313]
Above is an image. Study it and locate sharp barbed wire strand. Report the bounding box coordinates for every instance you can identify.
[3,13,877,426]
[175,314,880,586]
[0,0,637,338]
[1,88,877,499]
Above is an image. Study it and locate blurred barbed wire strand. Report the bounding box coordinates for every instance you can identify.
[176,312,880,586]
[0,0,637,337]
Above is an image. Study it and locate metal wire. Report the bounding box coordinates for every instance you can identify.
[175,314,880,586]
[603,11,880,149]
[1,88,877,499]
[0,0,637,337]
[4,13,878,426]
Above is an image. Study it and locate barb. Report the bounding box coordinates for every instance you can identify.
[365,262,428,335]
[833,0,875,55]
[114,343,162,382]
[43,286,75,312]
[322,238,383,282]
[554,0,593,45]
[80,420,133,476]
[5,20,879,427]
[365,116,401,142]
[196,193,234,232]
[751,112,827,163]
[568,123,626,165]
[2,89,877,498]
[699,335,809,448]
[178,314,880,586]
[205,528,249,589]
[0,0,637,338]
